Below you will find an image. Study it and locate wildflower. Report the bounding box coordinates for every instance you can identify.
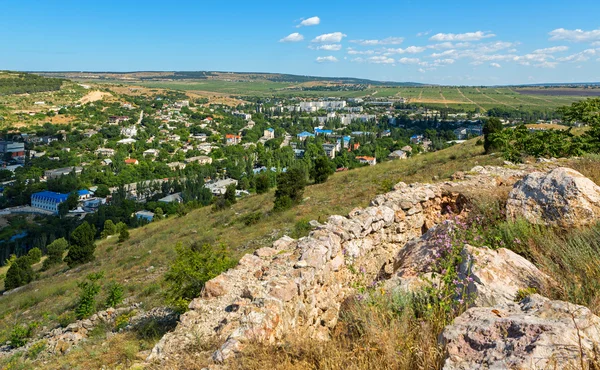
[359,266,366,274]
[513,238,521,244]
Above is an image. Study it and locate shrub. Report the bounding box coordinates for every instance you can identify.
[310,156,334,184]
[101,220,117,238]
[240,211,262,226]
[10,322,38,348]
[118,229,130,243]
[273,167,306,212]
[75,272,104,319]
[64,222,96,268]
[26,248,42,265]
[25,340,46,359]
[57,312,75,327]
[105,282,125,308]
[165,243,236,311]
[42,238,67,270]
[291,219,312,239]
[4,256,35,290]
[255,173,270,194]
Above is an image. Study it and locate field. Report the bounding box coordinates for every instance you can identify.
[102,81,588,111]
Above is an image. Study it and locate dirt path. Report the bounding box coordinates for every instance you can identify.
[79,91,112,104]
[456,88,485,111]
[418,90,423,100]
[439,89,449,108]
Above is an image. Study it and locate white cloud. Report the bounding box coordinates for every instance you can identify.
[532,46,569,54]
[383,46,427,55]
[312,44,342,51]
[297,16,320,27]
[490,63,502,68]
[418,68,427,73]
[549,28,600,43]
[427,42,472,50]
[367,56,395,64]
[316,56,338,63]
[279,33,304,43]
[398,57,421,65]
[593,41,600,47]
[350,37,404,46]
[347,48,375,55]
[312,32,347,43]
[430,31,495,42]
[433,58,455,65]
[535,61,558,68]
[417,31,431,37]
[557,49,597,62]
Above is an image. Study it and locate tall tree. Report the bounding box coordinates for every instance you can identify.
[65,222,96,268]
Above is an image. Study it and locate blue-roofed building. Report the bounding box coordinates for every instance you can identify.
[314,128,333,136]
[31,191,69,214]
[135,210,155,222]
[264,127,275,140]
[297,131,315,141]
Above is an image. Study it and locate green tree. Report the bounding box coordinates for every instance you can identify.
[310,156,335,184]
[94,184,111,198]
[105,282,124,308]
[118,228,130,243]
[42,238,68,270]
[224,184,237,205]
[483,117,504,153]
[101,219,117,238]
[65,222,96,268]
[27,248,42,265]
[165,243,236,312]
[154,207,164,219]
[274,167,307,211]
[255,173,270,194]
[4,256,35,290]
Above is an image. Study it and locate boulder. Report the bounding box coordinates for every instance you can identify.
[442,295,600,369]
[507,167,600,227]
[388,224,552,307]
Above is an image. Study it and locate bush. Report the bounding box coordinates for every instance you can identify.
[239,211,262,226]
[310,156,335,184]
[65,222,96,268]
[165,243,236,311]
[4,256,35,290]
[255,173,270,194]
[10,322,38,348]
[101,219,117,238]
[118,228,130,243]
[75,272,104,319]
[291,219,312,239]
[26,248,42,265]
[105,282,125,308]
[42,238,68,270]
[273,167,306,212]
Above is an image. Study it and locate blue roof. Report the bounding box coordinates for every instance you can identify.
[78,189,91,196]
[315,128,333,135]
[266,128,274,132]
[297,131,315,137]
[32,191,69,203]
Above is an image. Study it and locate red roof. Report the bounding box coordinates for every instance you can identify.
[226,134,241,139]
[356,156,375,161]
[124,158,138,164]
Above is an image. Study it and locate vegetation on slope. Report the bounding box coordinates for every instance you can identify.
[0,72,64,96]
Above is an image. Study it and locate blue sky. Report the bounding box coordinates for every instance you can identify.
[2,0,600,85]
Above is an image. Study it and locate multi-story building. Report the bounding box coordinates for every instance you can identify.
[0,141,25,158]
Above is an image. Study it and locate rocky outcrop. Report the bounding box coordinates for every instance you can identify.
[507,167,600,227]
[385,224,554,307]
[442,294,600,369]
[148,165,551,364]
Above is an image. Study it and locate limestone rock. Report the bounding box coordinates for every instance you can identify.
[507,167,600,227]
[442,295,600,370]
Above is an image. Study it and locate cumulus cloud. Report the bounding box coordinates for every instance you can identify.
[549,28,600,43]
[312,32,347,43]
[533,46,569,54]
[297,16,320,27]
[367,56,396,64]
[490,63,502,68]
[279,33,304,43]
[430,31,495,42]
[350,37,404,46]
[417,31,431,37]
[557,49,597,62]
[313,44,342,51]
[383,46,427,55]
[347,48,375,55]
[316,56,338,63]
[427,42,472,50]
[398,57,421,65]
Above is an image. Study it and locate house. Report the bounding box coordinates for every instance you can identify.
[158,193,183,204]
[0,141,25,158]
[206,178,238,196]
[388,150,407,160]
[108,116,130,125]
[314,128,333,136]
[356,156,377,166]
[167,134,181,142]
[44,166,83,180]
[294,149,305,158]
[95,148,115,157]
[143,149,160,157]
[401,145,413,153]
[82,129,98,138]
[184,156,213,165]
[135,210,155,222]
[167,162,186,171]
[322,144,336,159]
[233,112,252,120]
[121,126,138,137]
[190,134,208,142]
[124,158,139,165]
[117,138,137,145]
[297,131,315,140]
[410,135,424,144]
[264,128,275,140]
[225,134,241,146]
[102,159,113,166]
